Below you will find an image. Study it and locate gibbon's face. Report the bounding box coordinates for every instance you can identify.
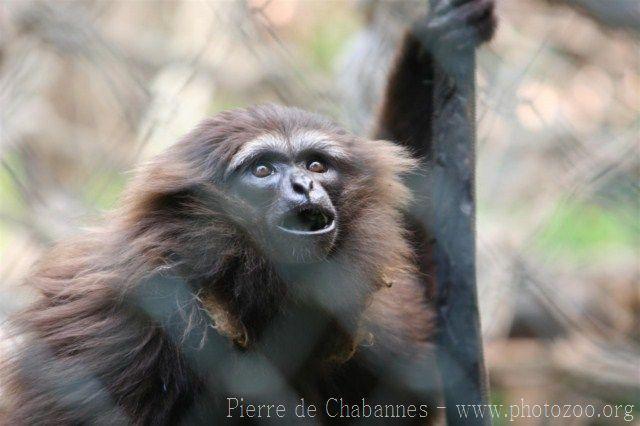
[225,129,349,264]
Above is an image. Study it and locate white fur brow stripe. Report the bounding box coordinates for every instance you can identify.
[291,130,350,160]
[226,131,350,175]
[227,134,287,173]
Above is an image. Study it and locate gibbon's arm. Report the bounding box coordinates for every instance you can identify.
[373,0,496,158]
[371,1,498,421]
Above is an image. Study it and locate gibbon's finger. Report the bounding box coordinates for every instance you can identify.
[430,0,493,31]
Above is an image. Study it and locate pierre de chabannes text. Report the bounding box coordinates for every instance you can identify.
[227,397,430,419]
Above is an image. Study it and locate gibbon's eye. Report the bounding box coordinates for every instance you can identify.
[307,160,327,173]
[252,163,274,178]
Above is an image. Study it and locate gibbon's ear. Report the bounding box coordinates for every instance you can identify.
[359,139,418,210]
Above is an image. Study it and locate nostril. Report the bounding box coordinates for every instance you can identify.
[292,181,305,194]
[291,176,313,195]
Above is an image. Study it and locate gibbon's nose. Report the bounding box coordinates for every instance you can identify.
[290,172,313,196]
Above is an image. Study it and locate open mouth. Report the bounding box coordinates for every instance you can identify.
[278,205,335,235]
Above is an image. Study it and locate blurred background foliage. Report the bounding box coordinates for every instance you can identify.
[0,0,638,423]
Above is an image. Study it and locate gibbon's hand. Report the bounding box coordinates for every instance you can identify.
[415,0,497,53]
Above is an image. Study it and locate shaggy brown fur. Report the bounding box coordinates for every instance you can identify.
[1,105,434,424]
[1,0,496,421]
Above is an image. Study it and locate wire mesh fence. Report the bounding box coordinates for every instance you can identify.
[0,0,638,423]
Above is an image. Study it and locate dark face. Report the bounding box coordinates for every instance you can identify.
[225,131,347,263]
